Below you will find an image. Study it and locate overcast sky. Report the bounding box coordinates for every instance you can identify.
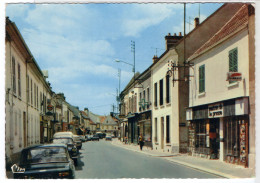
[6,3,223,115]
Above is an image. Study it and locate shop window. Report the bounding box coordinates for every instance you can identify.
[199,65,205,93]
[225,118,240,157]
[195,121,208,153]
[229,48,238,84]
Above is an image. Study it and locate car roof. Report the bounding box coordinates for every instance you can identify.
[22,144,67,151]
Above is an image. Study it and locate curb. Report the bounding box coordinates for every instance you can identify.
[111,141,239,179]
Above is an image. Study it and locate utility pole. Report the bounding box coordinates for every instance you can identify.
[131,40,135,84]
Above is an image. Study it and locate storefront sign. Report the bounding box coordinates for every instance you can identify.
[226,72,242,81]
[208,103,223,118]
[47,104,53,111]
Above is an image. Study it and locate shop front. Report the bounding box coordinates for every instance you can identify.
[137,110,152,148]
[127,113,138,144]
[187,97,249,167]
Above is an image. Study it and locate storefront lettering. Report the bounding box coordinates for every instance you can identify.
[208,103,223,118]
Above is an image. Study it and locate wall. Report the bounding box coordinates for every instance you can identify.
[151,50,180,153]
[189,29,249,107]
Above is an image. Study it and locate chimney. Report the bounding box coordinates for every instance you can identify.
[165,32,183,50]
[153,55,159,63]
[194,17,199,28]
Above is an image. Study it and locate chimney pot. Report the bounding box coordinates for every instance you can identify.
[179,32,182,36]
[194,17,200,27]
[153,55,159,63]
[174,33,177,36]
[168,33,171,36]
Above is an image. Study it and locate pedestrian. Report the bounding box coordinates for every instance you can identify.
[139,134,144,151]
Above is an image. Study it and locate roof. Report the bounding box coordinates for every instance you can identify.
[187,4,249,61]
[6,17,52,93]
[68,104,80,117]
[101,115,118,125]
[80,111,89,119]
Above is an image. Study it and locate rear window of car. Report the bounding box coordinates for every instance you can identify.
[22,147,69,164]
[53,138,73,144]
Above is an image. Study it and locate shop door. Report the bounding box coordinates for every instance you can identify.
[209,118,220,159]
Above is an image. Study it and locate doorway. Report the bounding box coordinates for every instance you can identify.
[23,112,26,147]
[161,117,164,150]
[209,118,220,159]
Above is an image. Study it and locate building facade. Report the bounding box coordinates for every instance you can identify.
[186,4,255,167]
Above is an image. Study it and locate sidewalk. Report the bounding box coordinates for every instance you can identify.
[111,139,255,179]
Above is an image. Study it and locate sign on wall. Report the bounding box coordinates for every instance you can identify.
[226,72,242,82]
[208,103,224,118]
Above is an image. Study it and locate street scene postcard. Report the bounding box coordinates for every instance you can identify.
[2,0,257,182]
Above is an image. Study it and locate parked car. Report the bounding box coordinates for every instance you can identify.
[11,144,75,179]
[79,135,86,142]
[73,135,82,149]
[105,135,112,141]
[85,135,91,141]
[52,137,78,165]
[53,131,74,138]
[92,134,99,141]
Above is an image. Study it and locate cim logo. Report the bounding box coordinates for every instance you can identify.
[226,72,242,81]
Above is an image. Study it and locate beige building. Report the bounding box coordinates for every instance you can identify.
[186,4,255,168]
[5,18,53,165]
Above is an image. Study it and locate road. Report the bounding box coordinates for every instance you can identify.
[75,139,221,179]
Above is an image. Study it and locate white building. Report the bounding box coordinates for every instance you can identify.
[186,4,255,168]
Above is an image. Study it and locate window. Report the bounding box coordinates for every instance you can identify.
[27,76,30,103]
[40,92,42,112]
[154,83,157,107]
[159,79,164,105]
[166,74,170,103]
[229,48,238,84]
[34,83,36,107]
[18,64,21,97]
[139,92,142,112]
[199,65,205,93]
[31,79,33,105]
[37,86,39,109]
[155,118,158,142]
[12,57,16,94]
[166,115,170,143]
[147,88,150,109]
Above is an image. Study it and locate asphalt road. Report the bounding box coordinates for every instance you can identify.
[75,139,220,179]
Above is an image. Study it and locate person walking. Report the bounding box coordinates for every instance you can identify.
[139,134,144,151]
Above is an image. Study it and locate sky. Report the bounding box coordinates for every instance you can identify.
[5,2,223,115]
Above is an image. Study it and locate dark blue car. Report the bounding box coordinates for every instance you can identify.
[11,144,75,179]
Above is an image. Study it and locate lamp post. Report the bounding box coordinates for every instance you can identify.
[115,59,135,73]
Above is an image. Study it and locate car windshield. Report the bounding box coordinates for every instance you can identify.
[53,138,73,144]
[22,147,68,164]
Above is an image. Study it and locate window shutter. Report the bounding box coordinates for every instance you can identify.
[199,65,205,93]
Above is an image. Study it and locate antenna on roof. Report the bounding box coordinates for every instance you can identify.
[151,47,164,56]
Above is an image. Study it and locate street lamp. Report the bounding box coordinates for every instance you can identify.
[115,59,135,73]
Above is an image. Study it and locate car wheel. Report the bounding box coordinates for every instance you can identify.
[74,159,78,166]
